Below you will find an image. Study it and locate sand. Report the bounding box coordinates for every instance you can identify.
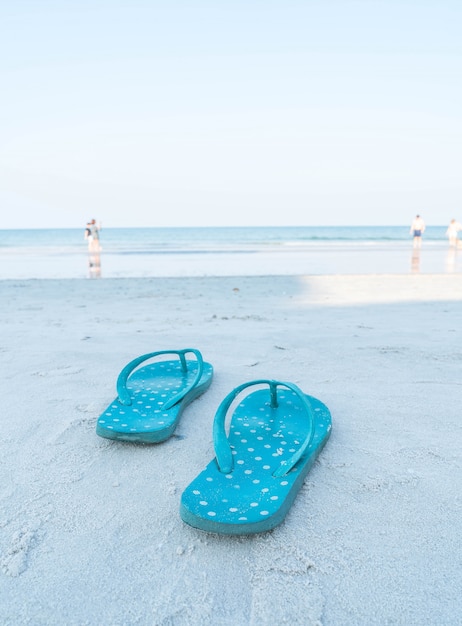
[1,274,461,625]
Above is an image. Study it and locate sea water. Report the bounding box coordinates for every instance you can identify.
[0,225,459,279]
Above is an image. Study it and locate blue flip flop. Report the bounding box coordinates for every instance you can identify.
[180,379,331,535]
[96,349,213,443]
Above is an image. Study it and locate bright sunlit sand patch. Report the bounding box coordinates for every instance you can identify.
[293,274,462,306]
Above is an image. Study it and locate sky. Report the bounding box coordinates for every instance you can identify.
[1,0,461,229]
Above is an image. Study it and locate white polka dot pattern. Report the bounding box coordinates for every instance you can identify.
[96,359,213,443]
[180,386,332,534]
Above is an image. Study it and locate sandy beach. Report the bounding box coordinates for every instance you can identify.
[1,273,461,625]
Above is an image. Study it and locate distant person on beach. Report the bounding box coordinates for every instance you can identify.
[410,215,425,248]
[84,219,102,277]
[84,219,101,253]
[445,219,462,248]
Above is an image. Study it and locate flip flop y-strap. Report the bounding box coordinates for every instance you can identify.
[213,379,315,478]
[116,348,204,409]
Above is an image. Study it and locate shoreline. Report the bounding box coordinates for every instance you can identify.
[1,272,462,302]
[1,243,461,279]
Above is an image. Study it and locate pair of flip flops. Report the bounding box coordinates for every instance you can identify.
[96,349,332,535]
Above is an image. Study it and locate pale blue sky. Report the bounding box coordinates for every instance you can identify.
[1,0,461,228]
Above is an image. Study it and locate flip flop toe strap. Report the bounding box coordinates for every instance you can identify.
[116,348,204,408]
[213,380,315,477]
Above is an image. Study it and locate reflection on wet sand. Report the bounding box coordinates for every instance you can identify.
[411,248,421,273]
[88,248,101,278]
[410,245,462,274]
[445,247,458,273]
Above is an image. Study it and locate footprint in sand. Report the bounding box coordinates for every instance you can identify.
[1,527,38,577]
[247,535,324,625]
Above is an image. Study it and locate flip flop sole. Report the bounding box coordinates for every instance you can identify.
[180,388,331,534]
[96,360,213,443]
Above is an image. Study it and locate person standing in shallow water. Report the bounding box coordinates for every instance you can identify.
[446,218,462,248]
[84,219,102,276]
[86,219,101,252]
[410,215,425,248]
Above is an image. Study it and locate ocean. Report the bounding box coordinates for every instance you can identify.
[0,225,459,279]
